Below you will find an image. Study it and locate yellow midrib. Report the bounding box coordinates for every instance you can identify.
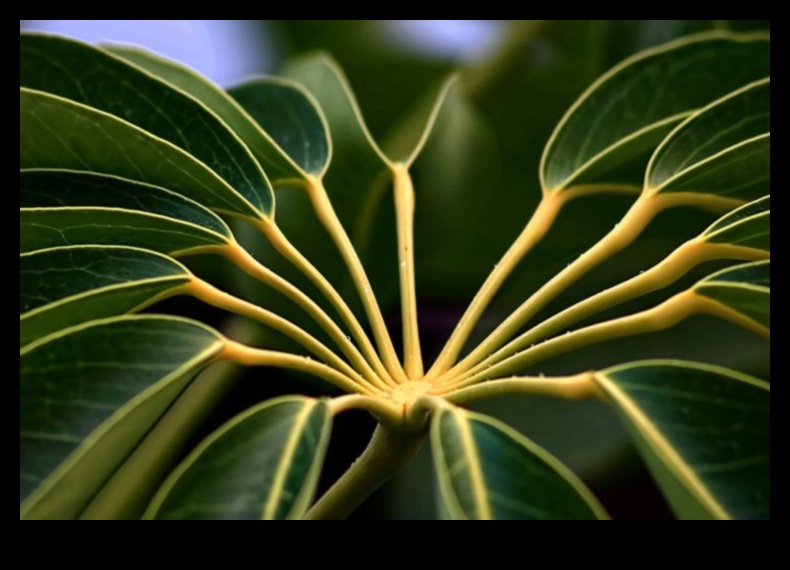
[261,402,315,520]
[456,412,493,520]
[596,375,730,520]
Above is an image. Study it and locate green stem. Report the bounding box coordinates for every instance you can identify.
[223,341,372,395]
[392,164,424,378]
[446,373,599,403]
[426,192,565,379]
[304,177,408,383]
[457,291,702,387]
[303,424,425,520]
[223,242,389,390]
[447,240,769,381]
[450,192,742,376]
[189,278,379,393]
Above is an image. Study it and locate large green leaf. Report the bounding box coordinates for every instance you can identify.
[20,315,224,519]
[595,361,770,519]
[147,396,331,520]
[20,169,232,235]
[282,54,391,225]
[703,196,770,251]
[647,79,770,198]
[541,33,770,192]
[107,46,311,184]
[20,207,228,255]
[20,34,273,216]
[694,261,770,330]
[19,88,260,218]
[431,407,607,520]
[229,78,330,178]
[20,246,191,347]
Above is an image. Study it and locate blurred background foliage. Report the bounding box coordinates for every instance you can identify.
[20,20,770,519]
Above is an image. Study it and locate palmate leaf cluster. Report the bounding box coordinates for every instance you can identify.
[20,29,769,520]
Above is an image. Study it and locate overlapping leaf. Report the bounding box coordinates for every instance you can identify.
[541,33,770,192]
[647,79,770,200]
[431,407,607,520]
[147,397,330,520]
[281,55,391,228]
[702,196,770,251]
[20,207,228,255]
[229,78,330,178]
[694,261,770,331]
[20,170,231,234]
[20,89,261,218]
[19,170,232,255]
[20,34,272,217]
[20,316,224,519]
[109,46,320,183]
[20,246,190,347]
[595,361,770,519]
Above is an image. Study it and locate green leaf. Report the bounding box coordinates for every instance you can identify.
[541,33,770,192]
[703,196,770,251]
[106,45,310,184]
[595,361,770,519]
[20,207,229,255]
[228,78,330,178]
[20,246,191,348]
[147,396,331,520]
[381,75,462,168]
[282,55,391,221]
[647,79,769,199]
[694,260,770,330]
[20,169,232,238]
[431,407,607,520]
[20,315,224,519]
[20,34,273,216]
[231,54,395,310]
[19,88,260,219]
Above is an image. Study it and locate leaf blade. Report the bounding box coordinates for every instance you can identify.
[107,45,309,182]
[694,260,770,329]
[703,196,770,251]
[20,206,228,255]
[147,396,331,520]
[596,361,770,520]
[20,169,232,238]
[20,246,191,347]
[541,33,770,192]
[228,78,330,178]
[20,34,273,216]
[431,407,607,520]
[20,315,224,519]
[648,79,770,198]
[19,88,259,218]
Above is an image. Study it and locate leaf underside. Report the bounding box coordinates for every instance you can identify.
[20,316,223,520]
[148,397,331,520]
[597,361,769,520]
[18,29,770,521]
[432,407,607,520]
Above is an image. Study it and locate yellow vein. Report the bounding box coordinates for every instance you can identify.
[262,401,316,520]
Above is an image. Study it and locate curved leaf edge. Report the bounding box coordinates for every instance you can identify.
[431,406,609,520]
[20,314,225,519]
[540,30,770,193]
[594,359,769,520]
[144,395,331,520]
